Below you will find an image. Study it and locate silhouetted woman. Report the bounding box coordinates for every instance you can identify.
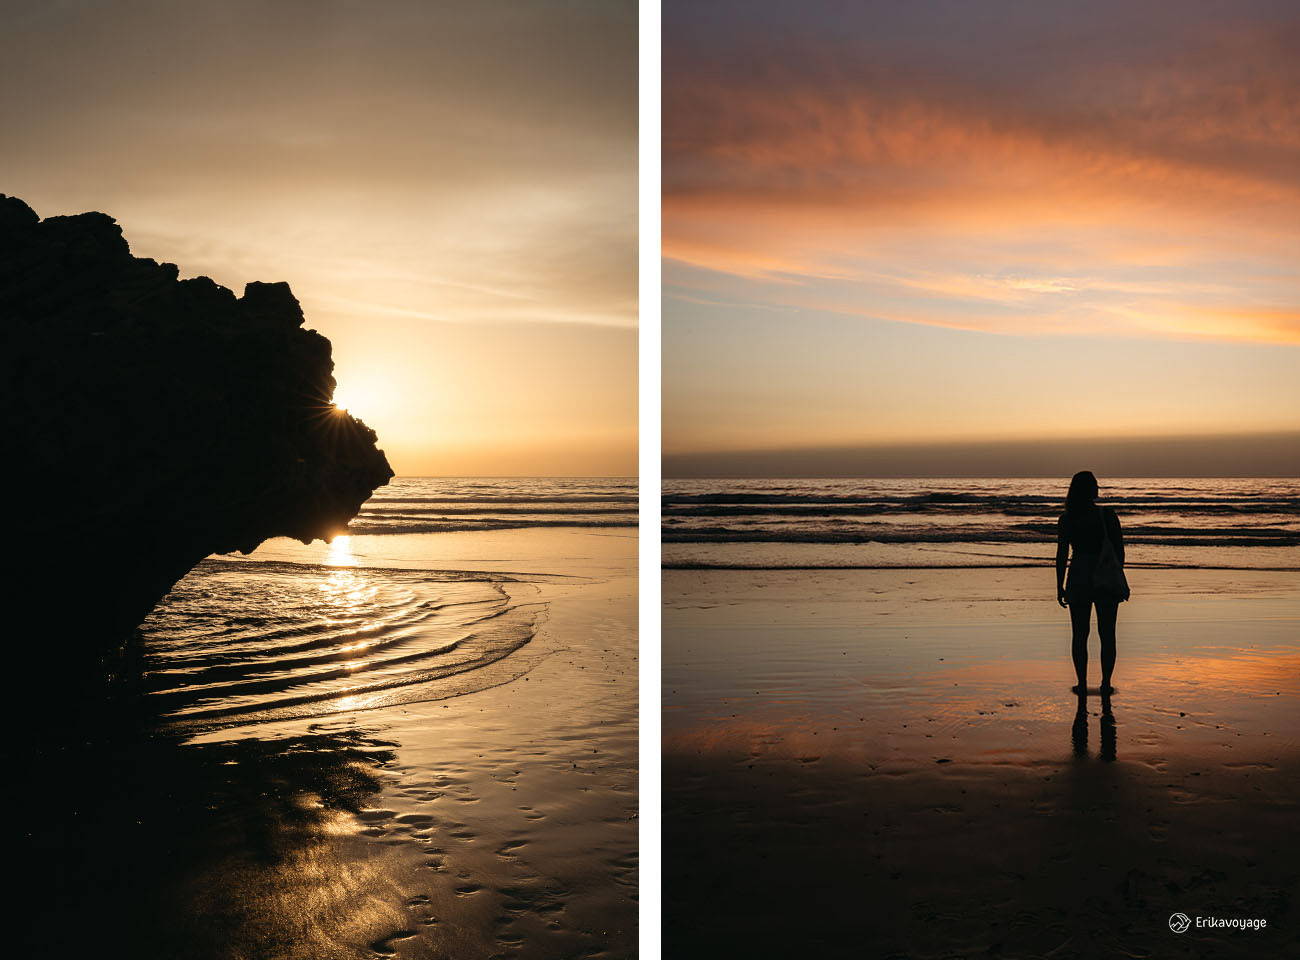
[1056,470,1125,693]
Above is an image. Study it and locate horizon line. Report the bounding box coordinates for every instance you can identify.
[387,474,639,479]
[662,430,1300,480]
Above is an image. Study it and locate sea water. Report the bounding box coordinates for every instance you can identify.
[663,477,1300,571]
[142,477,636,732]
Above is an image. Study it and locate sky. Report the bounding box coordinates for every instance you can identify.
[663,0,1300,476]
[1,0,637,476]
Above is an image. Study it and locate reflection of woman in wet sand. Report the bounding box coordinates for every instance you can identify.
[1072,691,1118,761]
[1056,471,1127,694]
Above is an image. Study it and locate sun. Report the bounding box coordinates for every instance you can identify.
[331,380,371,415]
[329,375,399,423]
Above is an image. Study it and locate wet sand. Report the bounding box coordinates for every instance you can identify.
[663,567,1299,958]
[20,528,636,959]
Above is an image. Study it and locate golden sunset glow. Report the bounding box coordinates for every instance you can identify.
[329,374,402,422]
[2,2,636,477]
[323,535,357,569]
[663,2,1300,473]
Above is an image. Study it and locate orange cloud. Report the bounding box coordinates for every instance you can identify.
[663,18,1300,344]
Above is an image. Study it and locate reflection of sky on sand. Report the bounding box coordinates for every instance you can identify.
[247,527,635,580]
[324,533,357,567]
[129,523,637,956]
[317,541,382,658]
[664,570,1298,960]
[150,539,544,732]
[664,568,1300,770]
[320,559,376,627]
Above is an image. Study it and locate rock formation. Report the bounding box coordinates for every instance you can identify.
[3,194,393,655]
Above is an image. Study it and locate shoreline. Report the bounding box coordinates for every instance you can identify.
[663,561,1300,570]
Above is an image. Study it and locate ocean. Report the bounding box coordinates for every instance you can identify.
[346,476,639,536]
[142,477,637,733]
[663,477,1300,570]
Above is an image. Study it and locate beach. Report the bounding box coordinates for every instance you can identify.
[663,565,1298,958]
[19,481,637,959]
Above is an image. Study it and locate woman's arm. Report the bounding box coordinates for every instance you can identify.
[1056,514,1069,606]
[1108,508,1125,566]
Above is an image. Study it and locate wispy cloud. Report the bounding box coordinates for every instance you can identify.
[0,0,639,474]
[664,1,1300,344]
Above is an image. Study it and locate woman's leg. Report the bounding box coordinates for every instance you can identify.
[1069,596,1092,689]
[1097,600,1118,690]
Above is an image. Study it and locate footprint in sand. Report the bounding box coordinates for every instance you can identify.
[370,930,417,955]
[396,813,435,827]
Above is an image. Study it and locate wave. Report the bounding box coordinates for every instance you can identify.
[363,505,636,516]
[662,481,1300,553]
[351,478,638,534]
[662,527,1300,547]
[374,495,637,505]
[663,492,1299,506]
[663,561,1300,571]
[348,517,638,535]
[663,502,1299,518]
[141,559,549,731]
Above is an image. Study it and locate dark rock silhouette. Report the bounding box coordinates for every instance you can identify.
[3,194,393,655]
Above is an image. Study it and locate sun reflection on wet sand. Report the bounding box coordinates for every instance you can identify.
[664,568,1300,769]
[665,567,1300,958]
[318,537,379,621]
[330,692,386,715]
[324,534,358,567]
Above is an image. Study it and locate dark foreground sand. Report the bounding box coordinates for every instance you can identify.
[663,568,1298,959]
[19,529,636,959]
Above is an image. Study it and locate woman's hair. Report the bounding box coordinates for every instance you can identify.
[1066,470,1099,515]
